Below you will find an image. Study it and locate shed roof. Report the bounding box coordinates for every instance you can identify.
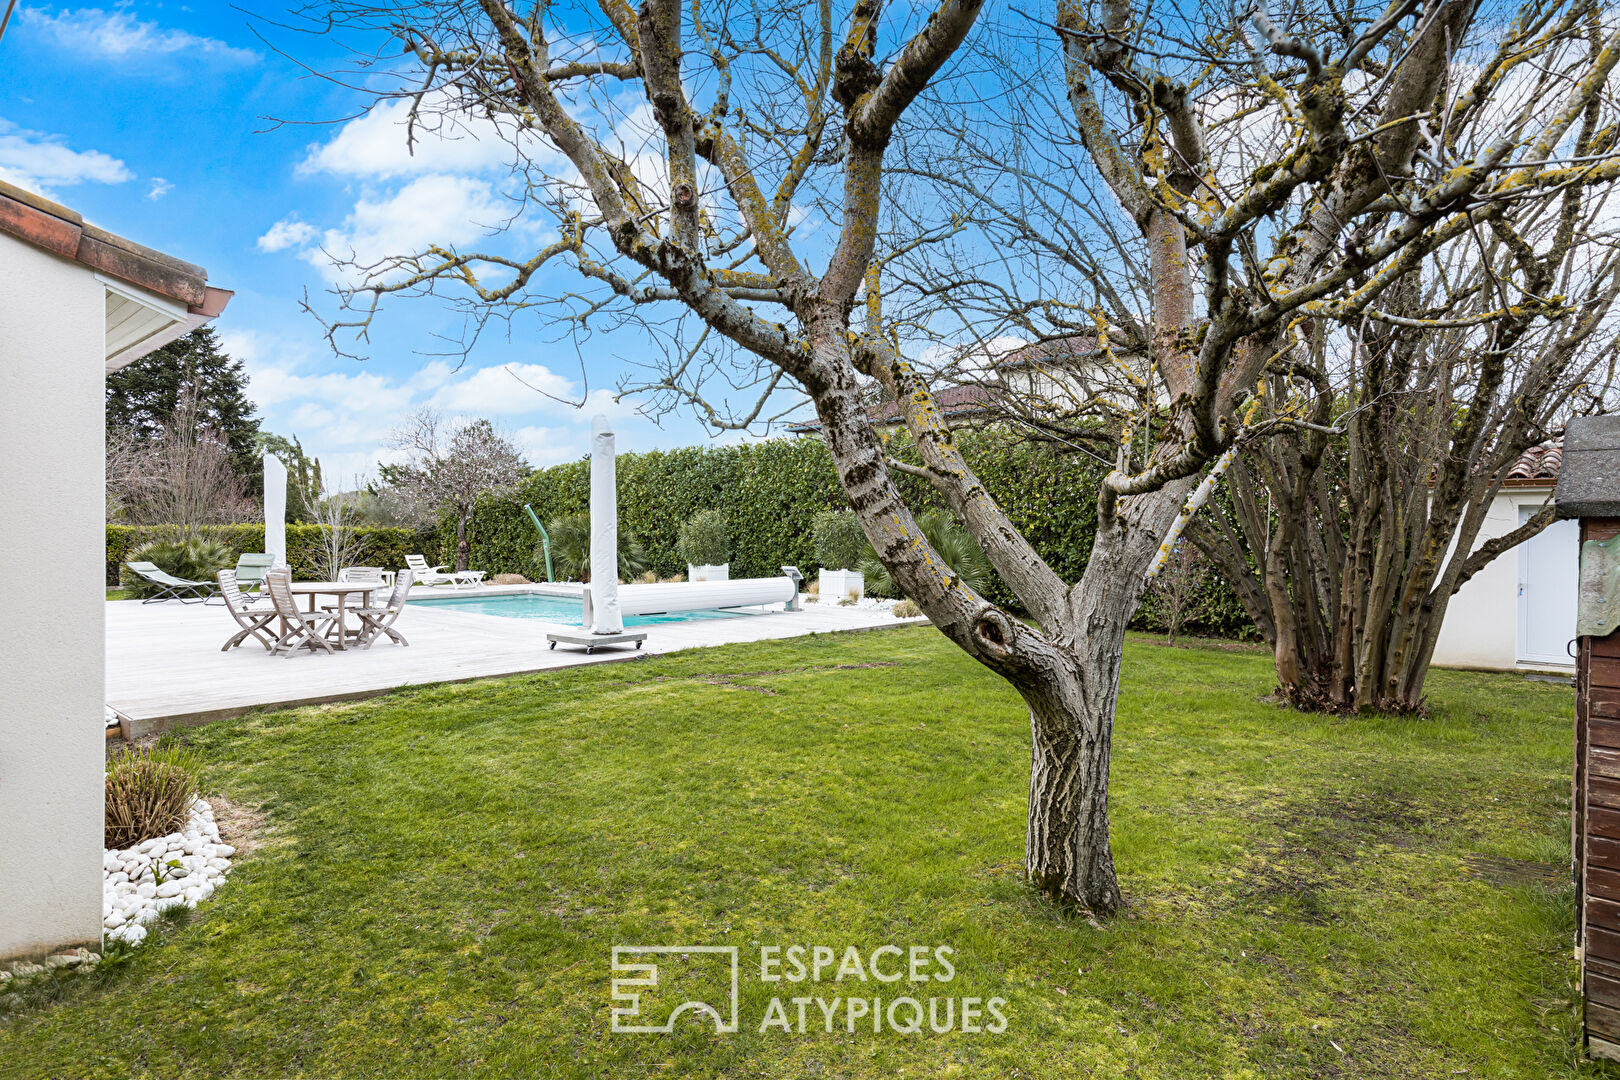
[1556,415,1620,519]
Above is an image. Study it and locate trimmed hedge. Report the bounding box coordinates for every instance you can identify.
[106,524,433,586]
[442,433,1258,639]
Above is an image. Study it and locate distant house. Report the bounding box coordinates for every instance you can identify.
[786,383,999,434]
[995,335,1158,415]
[0,180,230,961]
[786,335,1153,436]
[1433,439,1576,673]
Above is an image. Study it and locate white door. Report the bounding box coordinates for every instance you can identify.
[1517,506,1580,666]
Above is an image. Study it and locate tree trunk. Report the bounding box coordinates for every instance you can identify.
[1023,650,1125,912]
[455,515,471,572]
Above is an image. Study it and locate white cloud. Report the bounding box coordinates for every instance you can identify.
[257,217,317,253]
[299,93,519,180]
[227,327,607,482]
[21,6,258,64]
[0,119,130,193]
[146,177,171,200]
[510,425,580,468]
[430,362,579,414]
[306,174,517,283]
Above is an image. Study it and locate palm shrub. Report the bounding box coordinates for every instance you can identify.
[545,513,652,581]
[120,538,235,598]
[859,509,996,599]
[811,509,867,571]
[105,743,200,849]
[676,509,730,567]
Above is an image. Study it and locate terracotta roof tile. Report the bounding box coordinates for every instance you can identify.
[0,178,225,316]
[1505,438,1562,481]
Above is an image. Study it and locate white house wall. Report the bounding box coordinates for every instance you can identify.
[1431,486,1566,673]
[0,233,106,957]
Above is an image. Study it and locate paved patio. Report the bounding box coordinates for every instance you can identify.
[108,588,922,737]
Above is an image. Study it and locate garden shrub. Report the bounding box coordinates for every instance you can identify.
[108,524,425,587]
[105,743,200,849]
[677,509,731,567]
[812,510,868,572]
[120,538,235,598]
[545,513,652,581]
[421,433,1256,638]
[859,508,995,598]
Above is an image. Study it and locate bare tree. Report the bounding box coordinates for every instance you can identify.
[890,4,1620,714]
[300,473,368,581]
[105,428,144,523]
[385,410,526,570]
[116,390,259,534]
[1189,213,1620,711]
[1147,541,1208,647]
[293,0,1620,913]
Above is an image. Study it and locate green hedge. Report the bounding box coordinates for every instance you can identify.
[442,433,1257,639]
[106,524,433,586]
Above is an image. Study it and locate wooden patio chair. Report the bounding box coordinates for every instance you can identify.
[264,569,337,658]
[351,575,413,649]
[217,569,277,652]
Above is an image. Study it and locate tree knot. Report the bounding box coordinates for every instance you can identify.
[833,47,882,112]
[971,605,1019,663]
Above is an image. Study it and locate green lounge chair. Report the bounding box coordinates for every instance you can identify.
[233,553,275,594]
[125,561,217,605]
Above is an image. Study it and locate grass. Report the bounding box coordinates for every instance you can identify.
[1,628,1605,1078]
[106,587,136,601]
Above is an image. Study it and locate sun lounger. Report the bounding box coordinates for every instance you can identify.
[125,561,217,604]
[406,554,485,589]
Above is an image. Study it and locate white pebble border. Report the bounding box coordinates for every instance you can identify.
[804,595,901,612]
[102,798,234,947]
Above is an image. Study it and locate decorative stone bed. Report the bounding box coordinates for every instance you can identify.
[102,798,234,946]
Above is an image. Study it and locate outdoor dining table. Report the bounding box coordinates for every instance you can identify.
[287,581,380,650]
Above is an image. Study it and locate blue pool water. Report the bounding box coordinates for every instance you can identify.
[410,592,747,627]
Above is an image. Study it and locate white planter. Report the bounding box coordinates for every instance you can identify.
[687,562,729,582]
[819,568,864,603]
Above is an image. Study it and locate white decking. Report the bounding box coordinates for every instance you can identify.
[107,589,922,736]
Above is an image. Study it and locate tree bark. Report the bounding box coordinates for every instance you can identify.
[1022,627,1127,911]
[455,514,471,572]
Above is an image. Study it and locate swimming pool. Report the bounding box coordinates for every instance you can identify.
[410,592,748,627]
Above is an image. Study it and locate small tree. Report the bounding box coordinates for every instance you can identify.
[386,410,526,571]
[677,510,730,568]
[812,511,868,573]
[117,390,258,534]
[1146,542,1208,647]
[301,477,367,582]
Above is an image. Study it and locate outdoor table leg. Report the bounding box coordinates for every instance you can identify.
[333,595,348,649]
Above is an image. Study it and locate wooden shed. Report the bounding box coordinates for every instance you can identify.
[1562,415,1620,1059]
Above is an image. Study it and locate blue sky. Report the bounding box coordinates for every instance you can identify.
[1,2,797,481]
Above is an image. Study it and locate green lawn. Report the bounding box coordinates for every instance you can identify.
[2,628,1604,1078]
